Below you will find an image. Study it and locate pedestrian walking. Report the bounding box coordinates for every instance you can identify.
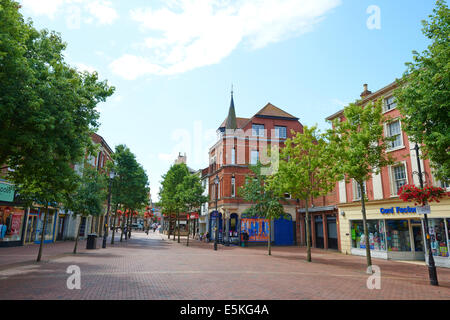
[242,230,249,247]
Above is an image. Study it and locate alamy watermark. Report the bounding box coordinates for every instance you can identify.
[66,265,81,290]
[366,265,381,290]
[367,5,381,30]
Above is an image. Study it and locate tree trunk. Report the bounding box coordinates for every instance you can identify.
[128,214,132,239]
[173,215,176,241]
[177,212,180,243]
[268,219,272,256]
[120,215,125,242]
[73,216,82,254]
[167,215,172,239]
[305,197,312,262]
[360,181,373,274]
[187,217,190,247]
[36,206,49,262]
[111,206,118,245]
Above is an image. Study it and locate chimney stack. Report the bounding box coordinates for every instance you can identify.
[360,83,372,98]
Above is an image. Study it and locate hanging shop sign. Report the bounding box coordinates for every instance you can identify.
[0,182,15,203]
[416,205,431,215]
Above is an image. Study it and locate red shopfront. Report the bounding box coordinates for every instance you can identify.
[0,206,26,247]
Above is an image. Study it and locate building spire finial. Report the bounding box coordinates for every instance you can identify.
[225,85,237,130]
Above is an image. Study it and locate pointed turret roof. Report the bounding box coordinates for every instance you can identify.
[225,89,237,130]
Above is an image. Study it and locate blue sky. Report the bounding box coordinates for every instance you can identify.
[18,0,437,202]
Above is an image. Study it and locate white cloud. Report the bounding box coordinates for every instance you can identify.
[85,1,119,25]
[109,55,164,80]
[20,0,118,26]
[20,0,65,19]
[74,62,97,74]
[110,0,341,79]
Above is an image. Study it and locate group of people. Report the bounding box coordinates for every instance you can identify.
[198,230,250,247]
[145,223,159,235]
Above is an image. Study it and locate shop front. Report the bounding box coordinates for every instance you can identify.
[56,210,68,241]
[198,214,208,236]
[297,206,339,250]
[26,208,58,244]
[209,211,222,241]
[339,198,450,267]
[0,181,27,247]
[240,215,270,244]
[0,206,26,247]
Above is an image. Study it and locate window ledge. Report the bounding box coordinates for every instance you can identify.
[383,107,396,114]
[387,145,405,153]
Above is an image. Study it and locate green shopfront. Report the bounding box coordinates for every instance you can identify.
[338,199,450,268]
[0,180,27,247]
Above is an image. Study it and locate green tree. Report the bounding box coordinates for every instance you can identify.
[0,1,114,261]
[327,101,394,273]
[176,174,207,246]
[239,162,284,256]
[395,0,450,181]
[15,158,79,262]
[0,1,115,170]
[159,164,190,243]
[109,145,149,242]
[64,166,106,254]
[269,126,341,262]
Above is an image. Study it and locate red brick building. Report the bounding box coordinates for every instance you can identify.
[326,82,450,267]
[207,91,304,245]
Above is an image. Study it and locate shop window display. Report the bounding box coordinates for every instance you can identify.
[0,206,25,242]
[35,210,55,242]
[428,219,448,258]
[351,220,386,251]
[411,220,424,252]
[386,220,411,252]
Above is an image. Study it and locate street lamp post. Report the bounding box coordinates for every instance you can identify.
[414,144,438,286]
[214,175,219,251]
[224,211,230,246]
[102,170,116,249]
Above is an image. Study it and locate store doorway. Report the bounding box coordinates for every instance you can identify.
[327,215,338,250]
[315,215,324,249]
[57,216,66,241]
[25,215,37,244]
[411,220,424,252]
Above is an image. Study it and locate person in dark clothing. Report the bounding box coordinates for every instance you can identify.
[242,230,249,247]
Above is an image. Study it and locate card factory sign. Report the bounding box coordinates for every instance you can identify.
[379,206,417,214]
[0,182,15,202]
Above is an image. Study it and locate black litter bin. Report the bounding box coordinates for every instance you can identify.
[86,234,97,250]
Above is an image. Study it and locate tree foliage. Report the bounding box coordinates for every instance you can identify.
[0,0,115,175]
[159,163,191,242]
[240,162,285,255]
[108,145,149,241]
[395,0,450,181]
[64,166,106,254]
[327,101,395,271]
[269,125,341,261]
[175,173,207,246]
[0,0,114,261]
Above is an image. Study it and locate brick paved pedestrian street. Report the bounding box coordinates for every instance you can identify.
[0,231,449,300]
